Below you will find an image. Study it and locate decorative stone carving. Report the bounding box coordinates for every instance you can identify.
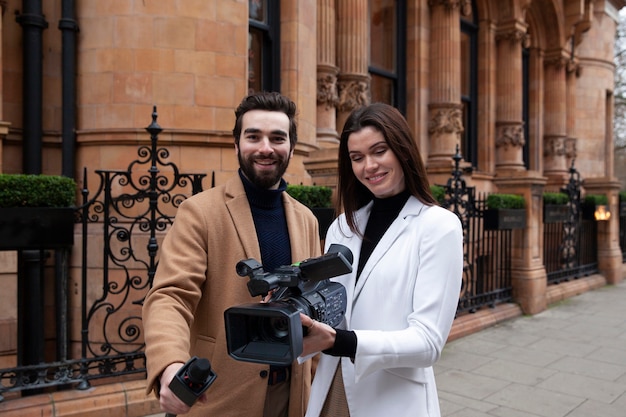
[337,79,369,112]
[543,136,566,157]
[496,28,530,48]
[565,137,577,160]
[495,124,525,149]
[427,0,472,14]
[317,73,339,110]
[428,106,464,136]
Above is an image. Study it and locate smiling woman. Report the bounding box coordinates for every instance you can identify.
[302,102,462,417]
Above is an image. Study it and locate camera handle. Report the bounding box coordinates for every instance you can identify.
[165,356,217,417]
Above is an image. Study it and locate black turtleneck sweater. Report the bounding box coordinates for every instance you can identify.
[324,190,411,358]
[356,190,411,279]
[239,170,291,272]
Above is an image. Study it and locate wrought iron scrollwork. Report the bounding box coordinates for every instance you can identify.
[0,107,208,398]
[439,146,477,313]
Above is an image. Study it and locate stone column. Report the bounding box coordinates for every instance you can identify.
[543,53,569,188]
[495,173,549,314]
[316,0,339,147]
[426,0,464,172]
[584,177,623,285]
[494,20,527,172]
[492,20,549,315]
[336,0,369,132]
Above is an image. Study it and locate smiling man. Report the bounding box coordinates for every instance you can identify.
[142,92,321,417]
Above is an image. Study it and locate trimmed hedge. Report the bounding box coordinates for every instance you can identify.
[430,185,446,205]
[486,193,525,209]
[0,174,77,207]
[286,184,332,208]
[583,194,608,205]
[543,192,569,205]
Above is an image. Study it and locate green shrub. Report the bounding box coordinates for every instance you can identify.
[0,174,77,207]
[286,184,332,208]
[619,191,626,202]
[430,184,446,204]
[583,194,608,205]
[486,193,525,209]
[543,192,568,205]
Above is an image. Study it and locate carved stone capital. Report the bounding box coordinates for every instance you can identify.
[565,137,577,159]
[428,0,472,14]
[544,56,568,70]
[337,75,370,113]
[428,105,464,135]
[317,69,339,110]
[496,27,530,48]
[543,136,567,157]
[495,123,525,149]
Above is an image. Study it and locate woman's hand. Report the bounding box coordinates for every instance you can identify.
[300,313,337,357]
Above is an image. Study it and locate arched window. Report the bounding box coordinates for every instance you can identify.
[460,1,478,167]
[369,0,406,113]
[248,0,280,93]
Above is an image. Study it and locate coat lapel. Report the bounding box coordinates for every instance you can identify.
[223,176,262,261]
[352,197,425,302]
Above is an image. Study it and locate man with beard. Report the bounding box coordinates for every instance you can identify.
[142,92,321,417]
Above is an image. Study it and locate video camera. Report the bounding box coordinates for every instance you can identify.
[224,244,353,366]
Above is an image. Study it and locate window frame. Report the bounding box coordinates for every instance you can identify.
[248,1,280,92]
[367,0,407,114]
[460,3,478,168]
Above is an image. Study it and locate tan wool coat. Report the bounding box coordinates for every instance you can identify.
[142,174,321,417]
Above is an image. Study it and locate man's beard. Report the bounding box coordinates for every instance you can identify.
[238,152,289,189]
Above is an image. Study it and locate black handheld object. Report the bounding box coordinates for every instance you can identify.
[224,244,353,366]
[165,356,217,417]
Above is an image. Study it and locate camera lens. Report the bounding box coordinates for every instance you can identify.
[261,316,290,342]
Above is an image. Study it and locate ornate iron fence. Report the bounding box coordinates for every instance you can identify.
[439,148,513,314]
[544,163,598,284]
[0,107,206,400]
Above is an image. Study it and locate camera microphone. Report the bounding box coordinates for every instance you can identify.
[165,356,217,417]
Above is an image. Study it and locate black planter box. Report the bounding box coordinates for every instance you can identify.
[484,209,526,230]
[543,204,569,223]
[0,207,75,250]
[620,202,626,217]
[581,203,596,221]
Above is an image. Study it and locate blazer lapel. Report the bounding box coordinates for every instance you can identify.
[224,176,262,261]
[352,198,425,302]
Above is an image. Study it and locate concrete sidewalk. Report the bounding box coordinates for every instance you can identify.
[434,279,626,417]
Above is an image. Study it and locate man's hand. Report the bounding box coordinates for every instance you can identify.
[159,362,191,415]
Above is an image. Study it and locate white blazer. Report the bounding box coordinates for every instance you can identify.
[306,197,463,417]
